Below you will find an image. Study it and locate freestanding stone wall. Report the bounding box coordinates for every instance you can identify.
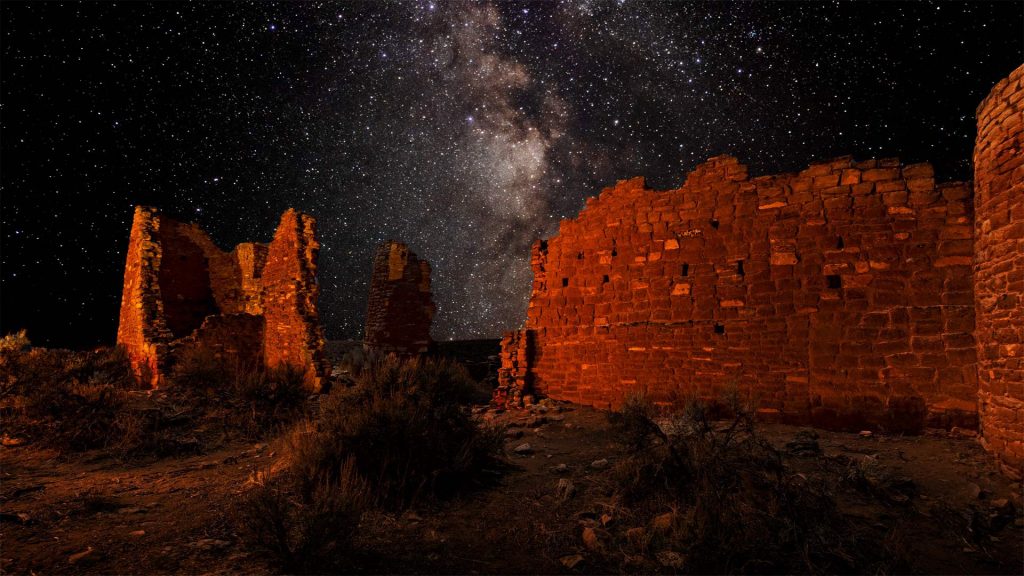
[364,241,435,355]
[498,155,979,432]
[974,63,1024,479]
[116,207,327,390]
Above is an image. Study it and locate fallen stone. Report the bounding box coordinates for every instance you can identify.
[590,458,610,470]
[68,548,94,565]
[626,527,646,547]
[555,478,576,502]
[656,550,686,569]
[1,435,27,447]
[513,443,533,455]
[950,426,978,438]
[967,482,982,499]
[129,530,146,537]
[0,512,31,525]
[551,463,569,474]
[652,512,674,532]
[560,554,584,569]
[582,527,602,551]
[859,430,873,438]
[193,539,230,551]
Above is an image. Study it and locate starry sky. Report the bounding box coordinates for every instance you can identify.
[2,1,1021,349]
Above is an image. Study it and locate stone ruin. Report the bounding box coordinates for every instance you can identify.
[497,64,1024,479]
[116,207,328,391]
[363,241,435,355]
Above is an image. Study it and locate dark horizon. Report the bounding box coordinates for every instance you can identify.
[2,1,1022,350]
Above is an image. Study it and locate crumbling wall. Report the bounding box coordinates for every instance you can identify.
[116,207,172,386]
[262,209,328,391]
[116,207,326,389]
[364,241,435,355]
[499,155,978,431]
[974,63,1024,479]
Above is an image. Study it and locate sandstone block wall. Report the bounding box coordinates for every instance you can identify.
[364,241,435,355]
[974,63,1024,479]
[499,155,978,431]
[116,207,327,390]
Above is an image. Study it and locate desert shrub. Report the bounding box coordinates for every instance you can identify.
[232,365,309,437]
[0,346,171,453]
[610,394,894,574]
[286,355,505,509]
[0,329,30,354]
[236,459,369,574]
[167,348,311,439]
[169,346,234,390]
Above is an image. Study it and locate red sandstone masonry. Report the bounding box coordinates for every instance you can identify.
[499,155,978,432]
[364,241,435,355]
[116,207,327,390]
[262,210,329,390]
[974,63,1024,479]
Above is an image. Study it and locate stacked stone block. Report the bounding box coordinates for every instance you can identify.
[363,241,435,355]
[261,210,329,390]
[116,207,327,390]
[494,329,534,407]
[974,63,1024,479]
[498,155,978,432]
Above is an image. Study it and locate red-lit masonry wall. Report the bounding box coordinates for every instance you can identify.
[499,65,1024,479]
[116,207,327,390]
[499,154,978,432]
[974,64,1024,479]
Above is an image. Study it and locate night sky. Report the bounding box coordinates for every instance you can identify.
[2,2,1021,349]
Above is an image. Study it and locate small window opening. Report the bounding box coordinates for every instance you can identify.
[562,277,569,287]
[602,274,609,284]
[826,275,842,290]
[611,249,617,257]
[710,219,720,229]
[737,260,745,277]
[836,236,845,249]
[577,251,584,260]
[714,323,725,335]
[682,263,689,277]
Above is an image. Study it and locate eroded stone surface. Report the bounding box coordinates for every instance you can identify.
[116,207,326,390]
[364,241,435,355]
[974,63,1024,480]
[498,155,977,433]
[497,65,1024,480]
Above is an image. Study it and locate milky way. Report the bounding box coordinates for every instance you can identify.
[1,2,1021,348]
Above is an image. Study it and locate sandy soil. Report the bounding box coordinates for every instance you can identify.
[2,403,1022,575]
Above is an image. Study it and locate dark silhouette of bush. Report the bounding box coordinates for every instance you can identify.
[609,393,908,574]
[288,355,505,509]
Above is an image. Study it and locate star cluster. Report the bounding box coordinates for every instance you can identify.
[1,1,1021,348]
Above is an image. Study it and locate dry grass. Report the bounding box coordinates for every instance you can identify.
[0,335,310,457]
[289,354,504,509]
[607,393,911,574]
[235,354,505,572]
[236,458,370,574]
[1,343,142,453]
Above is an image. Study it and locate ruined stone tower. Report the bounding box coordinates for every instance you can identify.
[497,64,1024,479]
[974,64,1024,479]
[116,207,327,390]
[363,241,435,355]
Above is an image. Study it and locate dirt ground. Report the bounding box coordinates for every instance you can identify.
[2,401,1022,575]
